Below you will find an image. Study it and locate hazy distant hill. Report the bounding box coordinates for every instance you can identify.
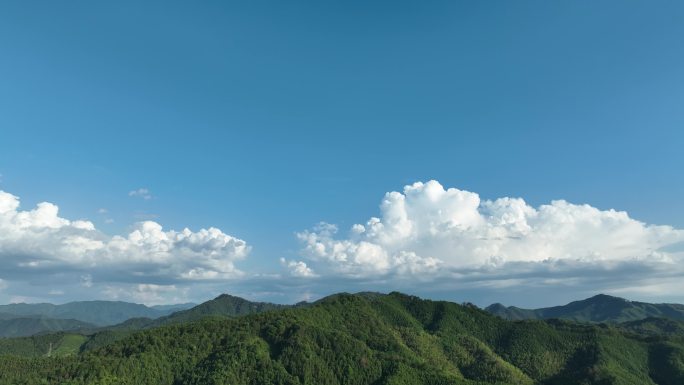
[2,292,684,384]
[150,303,196,313]
[0,294,289,347]
[486,294,684,323]
[0,300,195,326]
[0,316,95,338]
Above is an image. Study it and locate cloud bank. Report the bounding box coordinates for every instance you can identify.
[297,180,683,277]
[2,181,684,307]
[289,180,684,305]
[0,190,249,290]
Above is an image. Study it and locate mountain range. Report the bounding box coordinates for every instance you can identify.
[0,300,196,337]
[485,293,684,323]
[5,293,684,340]
[0,300,196,326]
[1,292,684,384]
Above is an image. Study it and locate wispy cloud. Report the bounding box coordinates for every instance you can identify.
[128,188,152,200]
[97,208,114,224]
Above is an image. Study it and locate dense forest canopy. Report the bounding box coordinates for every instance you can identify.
[1,292,683,384]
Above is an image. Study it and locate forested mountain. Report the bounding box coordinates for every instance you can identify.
[1,292,684,384]
[486,294,684,323]
[0,301,195,326]
[150,293,291,326]
[619,317,684,336]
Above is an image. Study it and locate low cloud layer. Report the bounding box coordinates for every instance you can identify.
[0,190,249,302]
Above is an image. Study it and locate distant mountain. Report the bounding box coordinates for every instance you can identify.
[0,316,95,338]
[0,295,273,339]
[150,303,196,313]
[0,300,195,326]
[486,294,684,323]
[153,294,290,325]
[0,312,18,320]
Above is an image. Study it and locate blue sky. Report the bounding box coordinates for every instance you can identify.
[1,1,683,307]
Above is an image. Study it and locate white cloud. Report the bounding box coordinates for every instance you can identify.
[0,190,249,285]
[297,180,684,278]
[280,258,317,278]
[3,181,684,306]
[103,283,189,305]
[129,188,152,200]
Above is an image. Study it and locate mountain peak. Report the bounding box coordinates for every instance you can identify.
[214,293,245,301]
[586,294,629,303]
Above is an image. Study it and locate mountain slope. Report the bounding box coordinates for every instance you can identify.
[0,316,95,338]
[486,294,684,323]
[0,292,682,384]
[0,332,88,358]
[618,317,684,336]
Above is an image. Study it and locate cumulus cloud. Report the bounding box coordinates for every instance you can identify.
[129,188,152,200]
[3,181,684,307]
[0,190,249,285]
[297,180,684,278]
[280,258,317,278]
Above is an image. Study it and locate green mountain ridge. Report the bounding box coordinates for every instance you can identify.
[486,294,684,323]
[1,291,684,384]
[148,293,292,326]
